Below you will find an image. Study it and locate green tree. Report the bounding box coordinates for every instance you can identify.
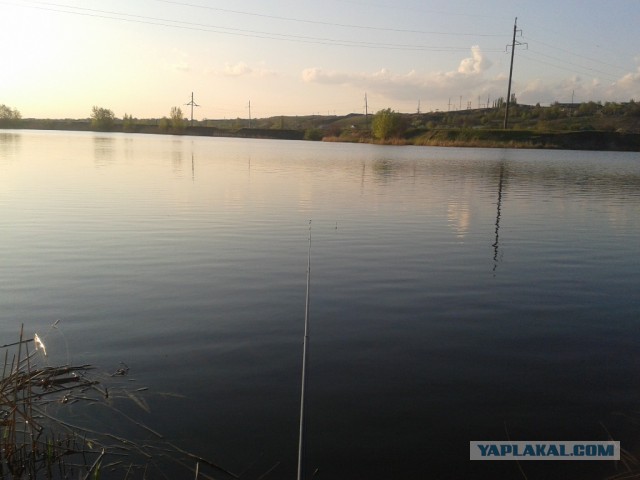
[576,101,600,117]
[170,106,185,132]
[624,99,640,117]
[91,106,115,131]
[372,108,405,141]
[304,128,323,141]
[0,104,21,127]
[158,117,170,132]
[122,113,136,132]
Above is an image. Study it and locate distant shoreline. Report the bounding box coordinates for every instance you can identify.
[3,123,640,152]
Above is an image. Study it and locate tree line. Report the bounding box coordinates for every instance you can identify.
[3,100,640,140]
[91,105,186,132]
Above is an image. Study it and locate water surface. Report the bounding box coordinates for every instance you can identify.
[1,130,639,479]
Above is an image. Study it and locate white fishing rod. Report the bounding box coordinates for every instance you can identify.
[297,220,312,480]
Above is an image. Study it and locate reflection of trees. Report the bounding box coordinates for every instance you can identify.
[372,159,394,178]
[0,132,21,160]
[172,148,183,174]
[373,158,408,184]
[93,136,115,167]
[366,154,640,200]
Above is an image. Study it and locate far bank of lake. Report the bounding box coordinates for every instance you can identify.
[4,121,640,151]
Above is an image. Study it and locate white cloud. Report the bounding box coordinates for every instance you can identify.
[224,62,251,77]
[457,45,491,75]
[167,48,190,73]
[303,46,640,109]
[172,61,190,72]
[302,46,500,105]
[616,67,640,90]
[515,66,640,105]
[221,61,277,78]
[301,67,353,84]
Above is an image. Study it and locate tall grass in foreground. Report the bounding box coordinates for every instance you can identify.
[1,325,238,480]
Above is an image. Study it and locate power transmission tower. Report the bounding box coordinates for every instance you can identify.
[417,99,421,114]
[503,18,527,129]
[185,92,200,127]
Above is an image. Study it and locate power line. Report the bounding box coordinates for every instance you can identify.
[521,50,622,83]
[154,0,506,38]
[523,35,628,73]
[4,1,502,52]
[336,0,511,21]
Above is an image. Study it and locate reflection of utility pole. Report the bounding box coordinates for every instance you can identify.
[493,163,505,273]
[185,92,199,126]
[504,18,527,129]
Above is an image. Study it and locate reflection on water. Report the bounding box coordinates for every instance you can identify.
[93,136,115,167]
[171,149,182,174]
[447,200,470,238]
[0,132,21,161]
[1,132,640,480]
[493,162,505,272]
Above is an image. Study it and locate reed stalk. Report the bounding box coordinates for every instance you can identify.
[1,326,237,479]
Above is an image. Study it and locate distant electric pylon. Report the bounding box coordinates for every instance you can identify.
[185,92,200,126]
[503,18,527,129]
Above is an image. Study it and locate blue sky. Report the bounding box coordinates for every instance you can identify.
[1,0,639,119]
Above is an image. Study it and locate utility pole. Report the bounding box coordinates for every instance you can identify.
[364,92,370,130]
[248,100,252,128]
[364,92,368,117]
[417,99,421,114]
[185,92,199,127]
[448,97,452,112]
[503,18,526,129]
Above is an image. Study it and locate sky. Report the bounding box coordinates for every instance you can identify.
[1,0,640,120]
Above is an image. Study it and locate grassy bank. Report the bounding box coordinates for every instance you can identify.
[0,325,238,479]
[5,101,640,151]
[409,129,640,151]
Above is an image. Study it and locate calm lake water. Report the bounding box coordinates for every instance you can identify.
[1,130,639,479]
